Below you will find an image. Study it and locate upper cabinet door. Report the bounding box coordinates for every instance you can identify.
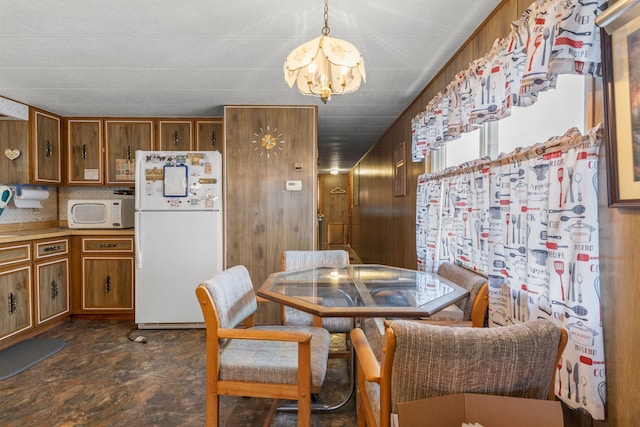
[31,108,62,184]
[0,120,30,184]
[195,118,223,152]
[66,119,103,185]
[157,120,193,151]
[104,119,154,185]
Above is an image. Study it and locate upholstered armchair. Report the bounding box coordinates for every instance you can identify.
[351,319,568,427]
[195,265,331,427]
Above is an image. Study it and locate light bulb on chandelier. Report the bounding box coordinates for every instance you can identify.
[283,0,366,104]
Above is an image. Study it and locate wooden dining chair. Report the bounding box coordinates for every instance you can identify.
[420,262,489,327]
[351,319,568,427]
[280,250,354,357]
[195,265,331,427]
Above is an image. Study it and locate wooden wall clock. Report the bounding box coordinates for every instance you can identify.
[252,125,285,158]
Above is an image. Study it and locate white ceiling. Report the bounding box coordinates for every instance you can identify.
[0,0,500,173]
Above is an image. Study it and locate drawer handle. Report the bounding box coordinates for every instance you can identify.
[43,245,62,252]
[105,275,111,293]
[8,292,16,315]
[99,243,118,248]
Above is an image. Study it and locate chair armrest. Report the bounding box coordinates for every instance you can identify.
[219,327,312,344]
[351,328,381,383]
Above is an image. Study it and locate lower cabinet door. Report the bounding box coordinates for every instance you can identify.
[83,257,133,310]
[36,258,69,324]
[0,266,32,341]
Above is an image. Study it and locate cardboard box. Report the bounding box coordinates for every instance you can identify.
[397,393,563,427]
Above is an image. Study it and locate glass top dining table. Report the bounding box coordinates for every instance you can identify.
[257,264,470,319]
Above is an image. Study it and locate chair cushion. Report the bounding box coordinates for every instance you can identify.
[388,319,561,414]
[202,265,257,329]
[362,317,384,362]
[219,325,331,388]
[283,308,353,333]
[365,380,382,427]
[436,262,486,320]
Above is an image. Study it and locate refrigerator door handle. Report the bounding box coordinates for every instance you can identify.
[135,211,142,270]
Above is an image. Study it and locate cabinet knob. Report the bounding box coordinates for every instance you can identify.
[173,130,179,146]
[45,140,53,157]
[126,145,132,161]
[211,131,216,147]
[82,144,88,159]
[105,275,111,293]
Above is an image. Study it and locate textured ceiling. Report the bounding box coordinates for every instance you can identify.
[0,0,500,173]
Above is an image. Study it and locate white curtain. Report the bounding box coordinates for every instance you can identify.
[415,126,605,419]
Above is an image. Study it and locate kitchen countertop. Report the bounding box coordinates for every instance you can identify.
[0,227,134,244]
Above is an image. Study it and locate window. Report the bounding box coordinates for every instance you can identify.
[434,74,588,170]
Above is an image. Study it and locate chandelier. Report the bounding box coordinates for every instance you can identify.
[283,0,366,104]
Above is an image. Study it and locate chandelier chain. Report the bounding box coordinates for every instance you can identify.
[322,0,330,36]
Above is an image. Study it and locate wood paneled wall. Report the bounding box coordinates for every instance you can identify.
[224,106,317,324]
[352,0,638,425]
[318,174,350,246]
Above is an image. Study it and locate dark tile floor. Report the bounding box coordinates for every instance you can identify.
[0,319,356,427]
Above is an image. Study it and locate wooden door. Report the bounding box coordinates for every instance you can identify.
[66,119,103,185]
[31,109,62,184]
[104,120,154,185]
[35,258,69,324]
[0,266,31,340]
[82,257,133,310]
[0,120,30,184]
[157,120,193,151]
[195,119,223,152]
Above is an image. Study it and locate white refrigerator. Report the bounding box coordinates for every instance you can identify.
[134,150,223,328]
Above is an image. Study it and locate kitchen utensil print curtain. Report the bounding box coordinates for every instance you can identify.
[411,0,607,161]
[415,125,605,419]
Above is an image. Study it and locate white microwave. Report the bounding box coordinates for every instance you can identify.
[67,199,135,229]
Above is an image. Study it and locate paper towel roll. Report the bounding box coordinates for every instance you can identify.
[14,188,49,208]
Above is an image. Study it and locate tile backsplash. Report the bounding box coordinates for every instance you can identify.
[0,186,132,225]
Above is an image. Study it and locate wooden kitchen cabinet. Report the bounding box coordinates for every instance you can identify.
[77,237,134,313]
[31,108,63,184]
[157,119,193,151]
[195,118,223,152]
[0,242,32,345]
[33,238,69,326]
[0,119,30,184]
[66,119,104,185]
[104,119,154,185]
